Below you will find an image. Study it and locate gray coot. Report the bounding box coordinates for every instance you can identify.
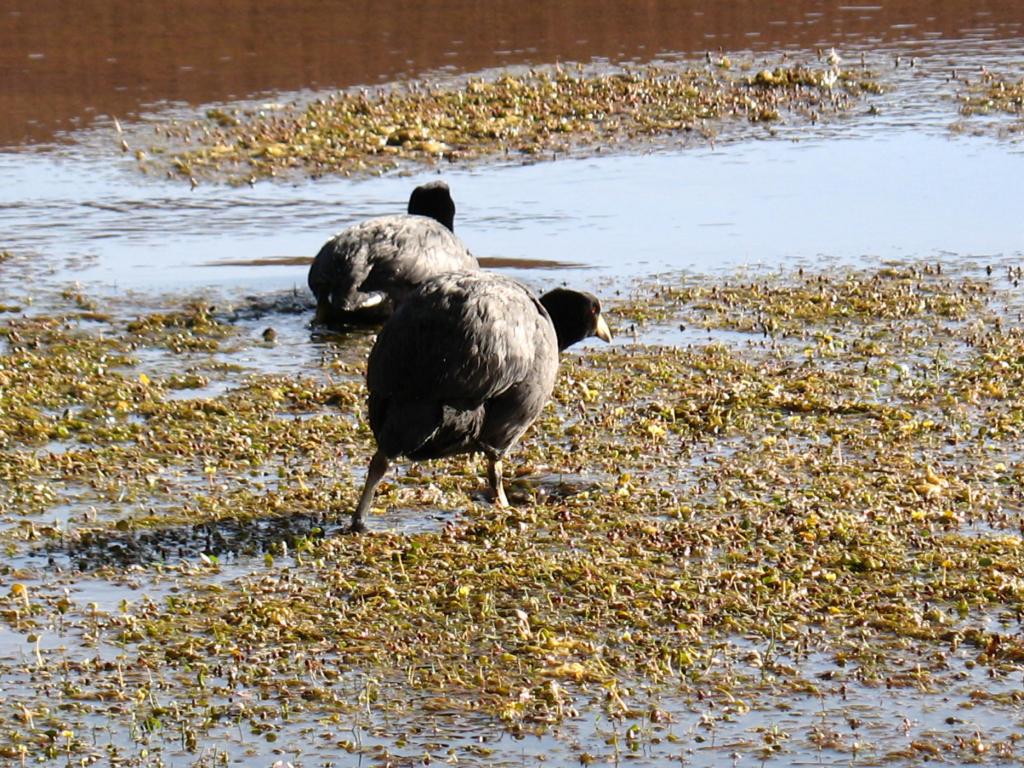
[308,181,479,324]
[348,271,613,532]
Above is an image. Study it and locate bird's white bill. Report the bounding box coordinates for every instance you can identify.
[357,293,386,309]
[595,314,613,342]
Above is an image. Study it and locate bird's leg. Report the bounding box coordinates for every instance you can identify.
[313,299,332,326]
[487,456,509,508]
[350,451,389,533]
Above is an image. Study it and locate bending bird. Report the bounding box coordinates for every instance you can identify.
[348,271,612,532]
[308,181,478,324]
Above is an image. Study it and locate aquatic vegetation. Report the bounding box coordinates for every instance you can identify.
[959,69,1024,118]
[144,58,882,184]
[2,263,1024,764]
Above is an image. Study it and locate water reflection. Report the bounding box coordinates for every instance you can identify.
[3,0,1023,147]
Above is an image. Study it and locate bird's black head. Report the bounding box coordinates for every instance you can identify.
[540,288,613,352]
[408,181,456,232]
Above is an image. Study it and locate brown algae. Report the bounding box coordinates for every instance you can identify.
[2,264,1024,764]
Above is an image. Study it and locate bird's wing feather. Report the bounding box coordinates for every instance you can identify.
[361,216,477,296]
[307,219,388,306]
[368,273,545,407]
[309,216,476,310]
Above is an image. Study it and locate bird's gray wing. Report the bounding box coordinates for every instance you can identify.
[369,273,541,404]
[368,274,561,460]
[309,216,477,312]
[359,216,477,301]
[366,273,555,457]
[308,218,392,310]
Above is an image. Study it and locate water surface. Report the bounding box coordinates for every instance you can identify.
[2,130,1022,300]
[4,0,1023,146]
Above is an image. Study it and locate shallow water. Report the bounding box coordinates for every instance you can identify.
[3,130,1023,302]
[3,4,1024,767]
[3,24,1024,299]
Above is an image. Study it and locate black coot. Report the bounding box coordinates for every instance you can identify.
[348,271,612,532]
[308,181,478,324]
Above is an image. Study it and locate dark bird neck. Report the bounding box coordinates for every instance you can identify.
[408,182,456,232]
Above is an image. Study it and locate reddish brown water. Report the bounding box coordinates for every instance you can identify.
[3,0,1023,146]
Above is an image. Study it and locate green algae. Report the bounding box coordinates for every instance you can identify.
[143,57,880,184]
[3,263,1024,764]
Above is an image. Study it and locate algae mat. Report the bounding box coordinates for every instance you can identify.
[2,260,1024,765]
